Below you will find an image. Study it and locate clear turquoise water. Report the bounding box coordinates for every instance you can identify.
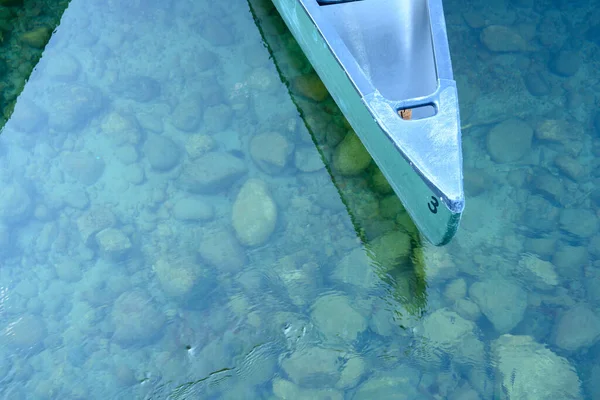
[0,0,599,398]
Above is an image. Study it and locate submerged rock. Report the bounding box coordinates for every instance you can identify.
[549,50,581,77]
[231,179,277,247]
[0,183,32,224]
[177,152,247,194]
[486,118,533,163]
[143,134,181,171]
[250,132,294,174]
[171,94,204,132]
[198,229,247,273]
[153,258,198,298]
[62,151,105,185]
[113,75,161,103]
[469,277,527,333]
[418,308,484,365]
[480,25,528,52]
[560,208,598,238]
[96,228,132,260]
[8,314,47,349]
[11,98,47,133]
[333,132,372,175]
[111,290,166,345]
[76,207,117,246]
[49,84,104,131]
[492,334,583,399]
[281,346,342,387]
[100,112,142,147]
[553,304,600,352]
[172,197,214,222]
[293,73,329,102]
[311,293,366,343]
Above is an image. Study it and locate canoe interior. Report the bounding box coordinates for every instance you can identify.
[320,0,438,118]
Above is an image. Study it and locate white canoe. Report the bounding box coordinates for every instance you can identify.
[271,0,464,246]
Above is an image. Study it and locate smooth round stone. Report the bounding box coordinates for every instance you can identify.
[111,290,166,345]
[10,98,47,133]
[177,152,247,194]
[333,132,372,175]
[294,146,324,172]
[172,198,214,221]
[171,95,204,132]
[8,314,47,349]
[62,151,105,185]
[524,72,550,96]
[250,132,294,174]
[0,183,32,224]
[486,118,533,163]
[201,19,233,46]
[143,134,180,171]
[113,75,161,102]
[480,25,527,52]
[198,229,247,273]
[44,52,80,82]
[232,179,277,247]
[549,50,581,77]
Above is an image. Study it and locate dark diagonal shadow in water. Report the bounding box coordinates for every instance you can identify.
[0,0,70,130]
[247,0,428,323]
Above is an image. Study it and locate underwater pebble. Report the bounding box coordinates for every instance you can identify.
[250,132,294,174]
[172,197,214,221]
[560,208,598,238]
[10,98,47,133]
[76,207,117,246]
[281,346,342,387]
[48,84,105,131]
[292,72,329,102]
[554,304,600,352]
[469,278,527,333]
[62,151,105,185]
[203,104,232,132]
[492,335,583,399]
[177,152,247,194]
[20,27,50,48]
[101,112,142,147]
[486,118,533,163]
[153,258,198,298]
[549,50,581,77]
[0,183,32,224]
[171,95,204,132]
[44,52,81,82]
[8,314,47,349]
[198,229,247,273]
[143,134,181,171]
[185,134,216,159]
[311,293,366,342]
[96,228,132,260]
[333,132,372,175]
[523,71,550,96]
[201,19,233,46]
[480,25,527,52]
[113,75,161,102]
[554,155,584,181]
[111,290,166,345]
[231,178,277,247]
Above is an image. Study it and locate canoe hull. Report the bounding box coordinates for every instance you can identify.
[272,0,463,245]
